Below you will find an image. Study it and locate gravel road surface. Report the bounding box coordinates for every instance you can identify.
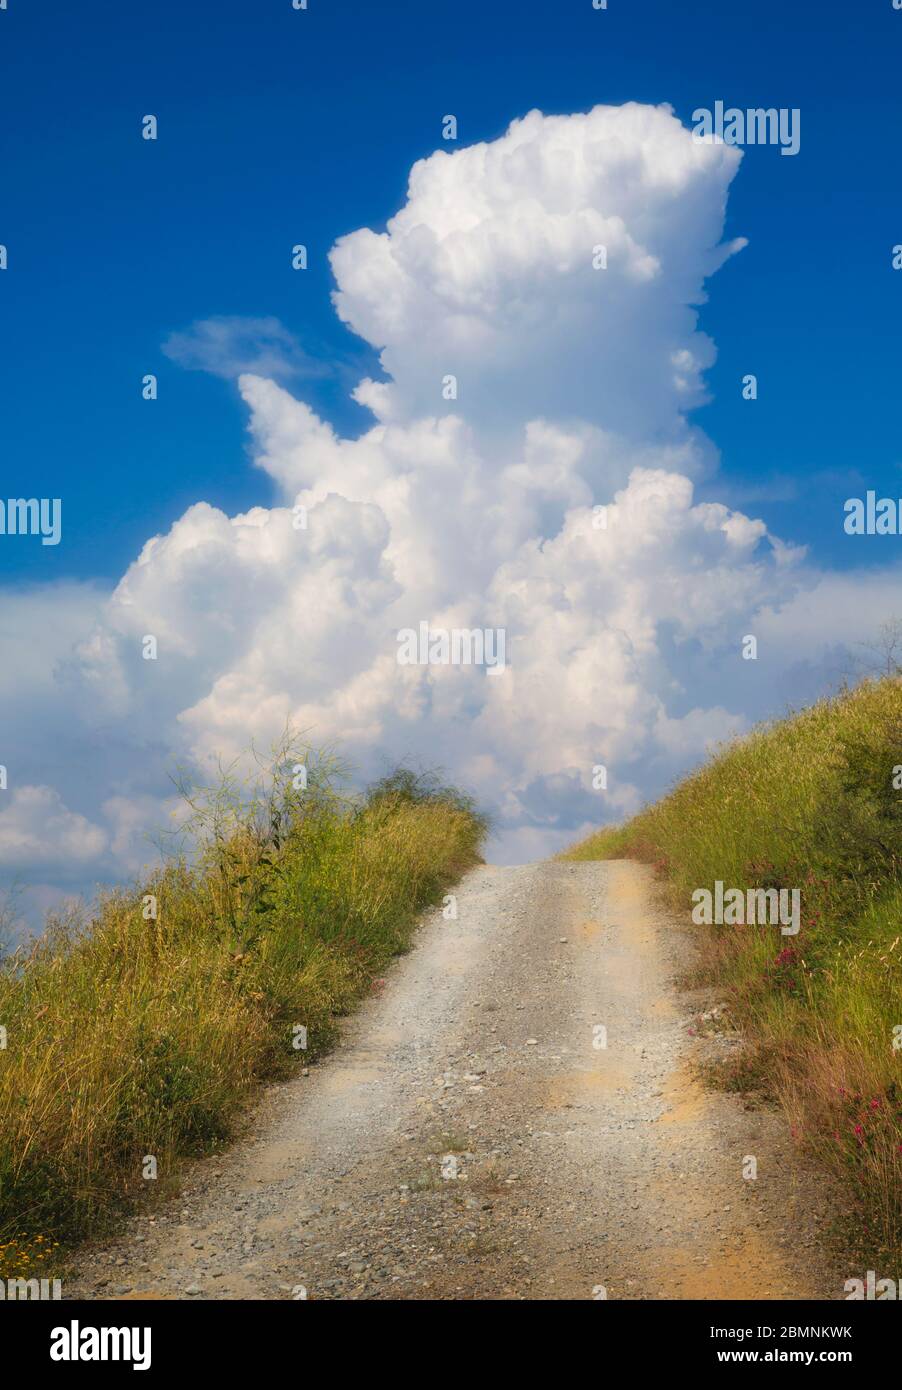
[69,860,843,1301]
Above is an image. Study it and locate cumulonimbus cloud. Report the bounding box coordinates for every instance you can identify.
[4,102,901,893]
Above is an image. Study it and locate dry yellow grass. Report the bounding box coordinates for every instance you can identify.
[0,754,487,1275]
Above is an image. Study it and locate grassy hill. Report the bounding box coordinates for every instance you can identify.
[0,749,487,1278]
[566,677,902,1259]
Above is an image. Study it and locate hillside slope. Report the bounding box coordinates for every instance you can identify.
[566,677,902,1259]
[0,756,486,1278]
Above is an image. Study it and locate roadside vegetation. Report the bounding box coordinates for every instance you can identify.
[565,675,902,1258]
[0,739,487,1275]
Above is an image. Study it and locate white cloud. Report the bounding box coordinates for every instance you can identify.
[102,794,187,871]
[330,102,746,440]
[162,316,328,382]
[0,102,899,898]
[0,787,107,869]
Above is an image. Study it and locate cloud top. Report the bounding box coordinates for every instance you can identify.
[331,103,746,434]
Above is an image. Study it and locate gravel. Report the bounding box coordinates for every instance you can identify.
[67,861,844,1301]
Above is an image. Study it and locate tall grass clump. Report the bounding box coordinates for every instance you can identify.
[565,676,902,1257]
[0,738,487,1270]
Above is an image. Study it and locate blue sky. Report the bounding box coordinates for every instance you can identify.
[1,0,902,925]
[2,0,900,585]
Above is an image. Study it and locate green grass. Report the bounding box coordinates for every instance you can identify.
[564,676,902,1257]
[0,744,487,1275]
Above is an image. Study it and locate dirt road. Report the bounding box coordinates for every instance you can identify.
[70,860,843,1301]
